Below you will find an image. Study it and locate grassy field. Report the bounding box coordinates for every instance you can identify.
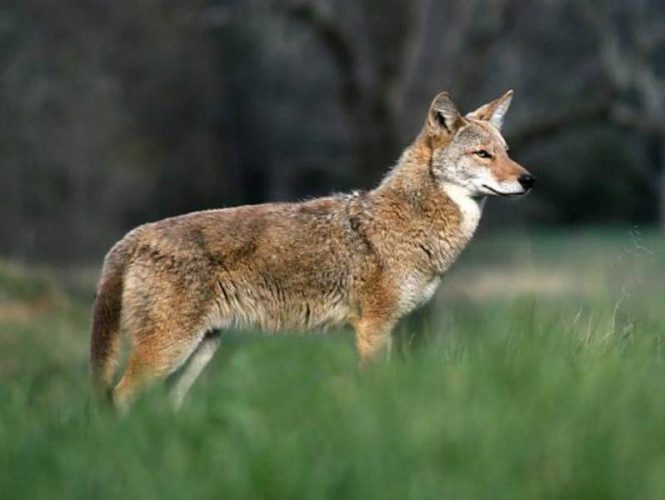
[1,229,665,499]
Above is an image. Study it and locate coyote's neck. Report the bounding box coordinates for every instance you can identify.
[370,133,484,273]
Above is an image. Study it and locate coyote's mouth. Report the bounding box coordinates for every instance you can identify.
[482,184,526,197]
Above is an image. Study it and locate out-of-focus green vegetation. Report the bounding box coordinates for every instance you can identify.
[1,230,664,499]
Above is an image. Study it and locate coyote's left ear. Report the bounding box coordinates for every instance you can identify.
[466,90,514,130]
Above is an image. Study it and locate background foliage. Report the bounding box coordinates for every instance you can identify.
[2,0,665,261]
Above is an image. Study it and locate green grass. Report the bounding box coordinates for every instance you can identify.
[1,229,665,499]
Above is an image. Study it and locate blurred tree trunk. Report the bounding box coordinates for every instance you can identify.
[280,0,429,188]
[351,96,401,188]
[356,0,429,186]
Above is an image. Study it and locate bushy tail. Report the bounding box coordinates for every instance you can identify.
[90,242,130,400]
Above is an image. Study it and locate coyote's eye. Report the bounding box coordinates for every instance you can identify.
[474,150,492,159]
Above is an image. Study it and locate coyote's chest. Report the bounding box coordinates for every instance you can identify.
[397,273,442,314]
[442,185,485,244]
[396,186,484,314]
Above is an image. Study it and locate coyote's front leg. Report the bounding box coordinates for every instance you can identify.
[354,316,396,365]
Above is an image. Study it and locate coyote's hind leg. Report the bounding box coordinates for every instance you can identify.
[111,292,213,411]
[112,325,206,412]
[169,331,221,409]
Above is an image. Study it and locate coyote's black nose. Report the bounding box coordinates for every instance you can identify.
[518,174,536,190]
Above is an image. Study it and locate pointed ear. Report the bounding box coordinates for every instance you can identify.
[466,90,514,130]
[427,92,463,137]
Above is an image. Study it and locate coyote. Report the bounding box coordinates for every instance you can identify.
[91,90,534,409]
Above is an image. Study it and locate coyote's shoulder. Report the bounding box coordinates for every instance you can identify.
[91,89,534,410]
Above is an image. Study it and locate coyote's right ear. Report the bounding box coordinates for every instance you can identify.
[466,90,513,130]
[427,92,463,138]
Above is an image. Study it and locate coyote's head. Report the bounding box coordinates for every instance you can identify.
[426,90,534,197]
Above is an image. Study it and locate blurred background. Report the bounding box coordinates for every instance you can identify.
[1,0,664,263]
[4,4,665,492]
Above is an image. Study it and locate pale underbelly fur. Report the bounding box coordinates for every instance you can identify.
[203,287,351,333]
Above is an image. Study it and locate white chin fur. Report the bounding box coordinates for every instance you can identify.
[479,181,525,197]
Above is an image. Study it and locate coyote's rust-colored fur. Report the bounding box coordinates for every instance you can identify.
[91,90,533,409]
